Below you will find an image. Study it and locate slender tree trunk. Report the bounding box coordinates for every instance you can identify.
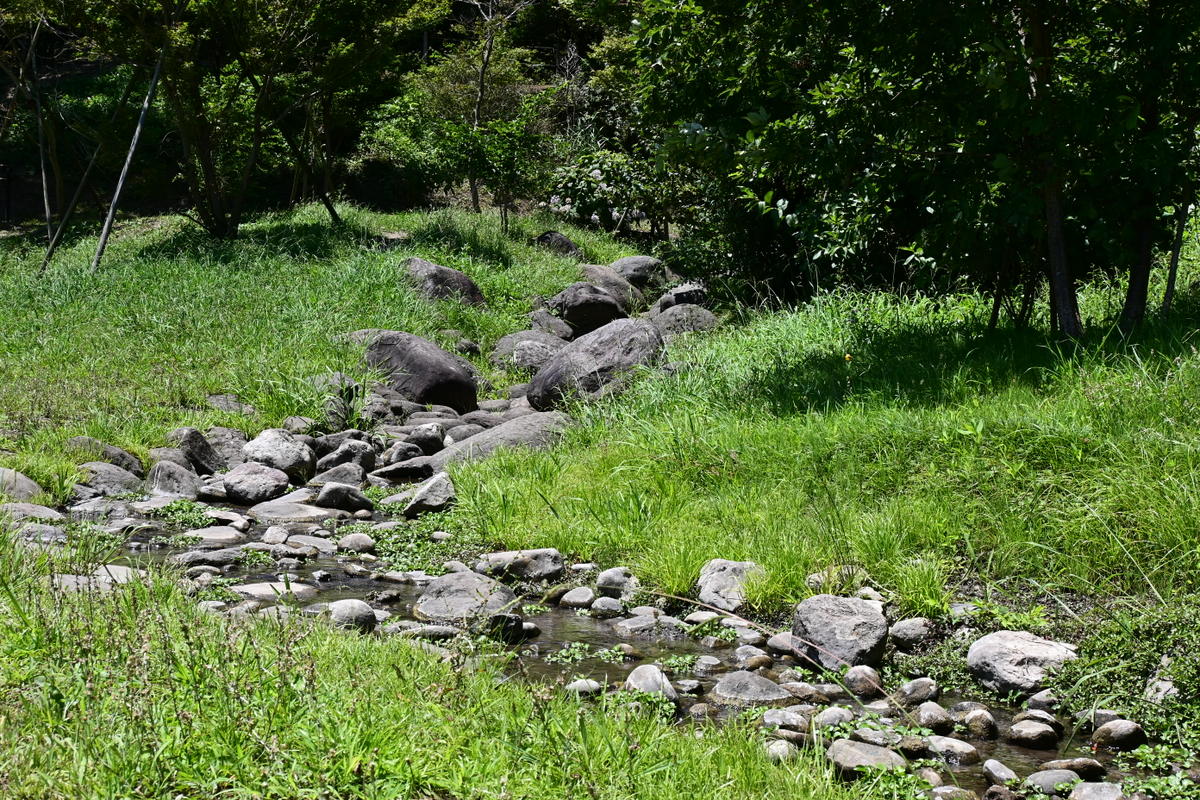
[1162,204,1189,315]
[31,40,52,242]
[1119,213,1155,333]
[1043,171,1082,337]
[468,28,496,214]
[91,55,163,273]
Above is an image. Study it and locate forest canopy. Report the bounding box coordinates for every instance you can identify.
[3,0,1198,334]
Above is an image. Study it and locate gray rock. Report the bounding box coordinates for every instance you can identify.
[428,412,572,469]
[580,263,644,313]
[596,566,640,600]
[361,330,479,413]
[765,739,799,763]
[475,548,564,582]
[564,678,602,696]
[242,429,316,484]
[78,461,143,496]
[230,581,318,602]
[527,318,664,411]
[206,427,248,468]
[652,304,718,342]
[166,427,224,475]
[896,676,940,706]
[890,617,936,651]
[927,736,981,766]
[173,546,243,567]
[207,393,256,415]
[825,739,906,776]
[1007,720,1058,749]
[652,282,706,312]
[790,594,888,669]
[491,330,568,374]
[612,615,687,641]
[0,468,42,501]
[412,571,518,622]
[404,257,486,306]
[149,447,192,471]
[533,230,582,258]
[983,758,1018,786]
[546,282,627,337]
[610,255,672,290]
[146,460,202,498]
[403,423,446,456]
[1022,770,1081,797]
[310,462,366,487]
[917,701,955,734]
[695,558,762,612]
[1042,759,1106,782]
[844,665,884,698]
[710,670,791,706]
[1027,689,1059,711]
[559,586,595,608]
[963,708,999,739]
[314,482,373,513]
[1068,783,1124,800]
[223,461,291,505]
[316,439,375,474]
[65,437,144,477]
[529,308,574,340]
[338,532,375,553]
[590,596,624,618]
[623,664,677,699]
[967,631,1078,696]
[326,599,377,632]
[813,706,856,729]
[286,533,337,555]
[383,471,455,518]
[246,489,351,525]
[185,525,246,547]
[1090,720,1146,751]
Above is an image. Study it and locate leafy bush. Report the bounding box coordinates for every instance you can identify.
[1052,596,1200,752]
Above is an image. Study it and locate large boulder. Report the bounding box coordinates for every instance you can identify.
[610,255,672,290]
[205,427,248,469]
[78,462,143,497]
[166,427,225,475]
[223,461,290,505]
[490,330,567,374]
[242,429,316,484]
[428,412,572,469]
[652,304,719,342]
[246,488,351,525]
[474,548,564,582]
[0,468,42,501]
[710,670,791,706]
[533,230,582,259]
[146,461,202,498]
[826,739,906,777]
[580,264,643,313]
[546,282,627,337]
[65,437,144,477]
[695,559,762,612]
[361,331,479,413]
[412,571,518,622]
[790,594,889,670]
[403,257,487,306]
[527,319,664,411]
[966,631,1077,696]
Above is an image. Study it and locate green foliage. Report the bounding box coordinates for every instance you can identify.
[235,549,274,570]
[657,654,698,674]
[544,641,592,665]
[595,646,628,665]
[1052,596,1200,752]
[147,499,212,530]
[686,619,738,643]
[602,689,677,723]
[856,765,935,800]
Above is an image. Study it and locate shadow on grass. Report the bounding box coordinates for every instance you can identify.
[136,216,375,264]
[743,286,1200,415]
[406,209,514,267]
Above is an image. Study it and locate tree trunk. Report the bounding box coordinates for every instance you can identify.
[1043,171,1083,337]
[91,55,163,272]
[1162,204,1188,315]
[1119,213,1155,333]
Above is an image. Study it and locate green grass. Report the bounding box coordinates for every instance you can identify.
[0,528,851,799]
[0,204,629,499]
[445,282,1200,616]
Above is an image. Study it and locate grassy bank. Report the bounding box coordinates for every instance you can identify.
[0,204,628,498]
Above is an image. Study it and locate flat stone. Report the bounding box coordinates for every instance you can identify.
[412,571,518,622]
[0,502,64,522]
[1068,783,1124,800]
[474,548,564,582]
[710,670,791,706]
[826,739,906,777]
[612,614,687,641]
[927,735,981,766]
[247,489,351,524]
[185,525,246,547]
[1023,770,1081,797]
[230,581,318,602]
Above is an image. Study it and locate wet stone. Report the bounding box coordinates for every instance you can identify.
[927,735,981,766]
[1023,770,1081,798]
[1007,720,1060,749]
